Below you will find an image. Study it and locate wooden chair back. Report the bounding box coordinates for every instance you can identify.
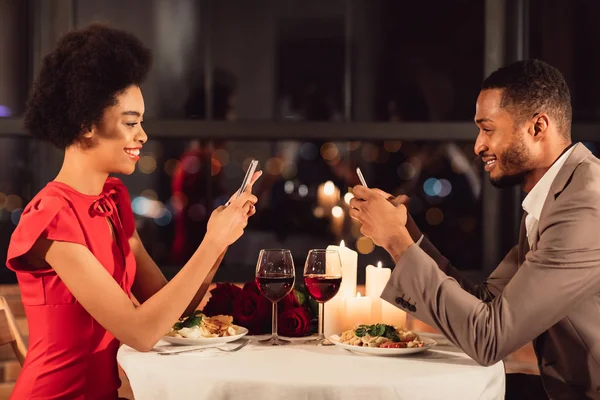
[0,296,26,366]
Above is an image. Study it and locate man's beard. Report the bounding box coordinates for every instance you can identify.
[489,134,533,188]
[490,170,528,188]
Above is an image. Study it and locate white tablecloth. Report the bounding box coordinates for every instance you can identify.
[118,334,505,400]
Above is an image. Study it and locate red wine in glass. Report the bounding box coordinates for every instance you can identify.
[303,249,342,346]
[256,275,295,302]
[304,275,342,302]
[255,249,295,346]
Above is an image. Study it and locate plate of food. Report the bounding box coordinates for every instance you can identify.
[329,324,436,356]
[163,311,248,346]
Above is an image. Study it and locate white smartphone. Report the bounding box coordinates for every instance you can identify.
[237,159,259,198]
[356,167,368,188]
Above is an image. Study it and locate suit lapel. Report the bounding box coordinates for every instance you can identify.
[537,143,591,239]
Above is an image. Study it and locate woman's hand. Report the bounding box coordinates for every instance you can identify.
[205,171,261,250]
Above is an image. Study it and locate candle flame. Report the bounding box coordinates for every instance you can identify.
[332,206,343,218]
[324,181,335,195]
[340,240,345,248]
[377,261,382,269]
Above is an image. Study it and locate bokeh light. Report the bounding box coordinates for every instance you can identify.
[397,162,416,180]
[423,178,442,197]
[266,157,284,176]
[323,181,335,196]
[384,141,402,153]
[438,179,452,197]
[313,206,325,218]
[348,141,361,152]
[284,181,295,194]
[141,189,158,200]
[154,209,172,226]
[164,159,180,176]
[138,156,157,174]
[356,236,375,254]
[361,143,379,163]
[170,192,188,213]
[11,208,22,225]
[214,149,230,167]
[344,192,354,204]
[298,185,308,197]
[6,195,22,212]
[211,158,221,176]
[320,142,339,161]
[425,208,444,225]
[331,206,343,218]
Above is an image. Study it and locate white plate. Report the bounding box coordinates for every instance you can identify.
[328,334,437,356]
[162,326,248,346]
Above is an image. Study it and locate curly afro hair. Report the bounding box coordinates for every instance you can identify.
[482,59,572,140]
[24,23,152,149]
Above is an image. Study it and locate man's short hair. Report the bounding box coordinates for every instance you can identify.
[482,59,572,140]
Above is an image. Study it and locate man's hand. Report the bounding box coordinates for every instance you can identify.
[349,185,414,260]
[371,189,423,243]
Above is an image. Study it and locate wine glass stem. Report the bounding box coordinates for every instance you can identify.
[318,302,325,339]
[272,301,278,338]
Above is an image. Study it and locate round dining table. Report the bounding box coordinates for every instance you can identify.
[118,333,505,399]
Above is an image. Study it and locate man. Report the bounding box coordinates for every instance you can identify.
[349,59,600,399]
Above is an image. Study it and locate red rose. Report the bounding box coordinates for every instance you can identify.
[256,295,272,326]
[202,292,232,317]
[212,283,242,298]
[232,290,267,334]
[244,280,276,331]
[243,281,260,295]
[202,283,242,317]
[278,307,310,337]
[278,290,300,314]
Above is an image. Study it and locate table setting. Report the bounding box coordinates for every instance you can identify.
[117,243,506,399]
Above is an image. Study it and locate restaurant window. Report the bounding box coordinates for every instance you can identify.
[117,137,482,284]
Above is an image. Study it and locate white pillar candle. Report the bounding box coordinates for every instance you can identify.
[365,261,391,323]
[324,296,346,337]
[382,300,407,329]
[345,293,372,329]
[326,240,357,298]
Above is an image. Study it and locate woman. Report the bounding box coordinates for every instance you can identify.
[6,24,260,399]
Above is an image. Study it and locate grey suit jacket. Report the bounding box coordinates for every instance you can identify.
[381,143,600,399]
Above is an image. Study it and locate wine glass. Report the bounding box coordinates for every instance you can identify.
[255,249,295,345]
[303,249,342,345]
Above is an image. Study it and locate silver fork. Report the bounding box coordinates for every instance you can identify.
[157,339,251,356]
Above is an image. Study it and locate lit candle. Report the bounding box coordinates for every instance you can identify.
[345,293,372,329]
[317,181,340,212]
[326,240,357,298]
[331,206,344,237]
[382,300,407,329]
[323,240,357,335]
[324,296,346,337]
[365,261,391,323]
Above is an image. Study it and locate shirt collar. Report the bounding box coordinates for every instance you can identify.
[522,146,575,220]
